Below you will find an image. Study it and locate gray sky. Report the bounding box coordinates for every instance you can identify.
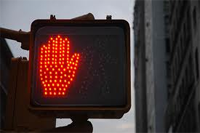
[0,0,135,132]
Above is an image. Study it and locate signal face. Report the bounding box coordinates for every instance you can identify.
[30,20,130,117]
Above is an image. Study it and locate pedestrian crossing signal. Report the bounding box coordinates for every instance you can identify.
[28,19,131,118]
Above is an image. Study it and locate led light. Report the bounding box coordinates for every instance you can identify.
[39,35,80,97]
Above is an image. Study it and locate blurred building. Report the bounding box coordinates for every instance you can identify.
[0,38,13,129]
[134,0,169,132]
[134,0,148,132]
[165,0,200,132]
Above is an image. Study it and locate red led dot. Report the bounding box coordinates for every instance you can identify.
[62,92,65,95]
[54,92,56,95]
[45,88,47,91]
[50,92,52,95]
[59,88,62,91]
[70,78,73,81]
[68,81,70,84]
[63,88,66,91]
[58,92,61,95]
[49,88,52,91]
[54,88,56,91]
[45,92,47,95]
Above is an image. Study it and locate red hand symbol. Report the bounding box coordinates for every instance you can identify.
[38,35,80,97]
